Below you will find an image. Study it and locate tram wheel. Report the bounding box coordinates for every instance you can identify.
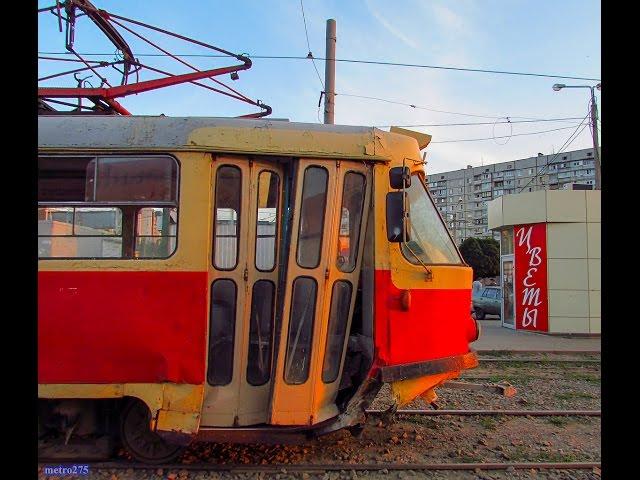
[119,398,184,464]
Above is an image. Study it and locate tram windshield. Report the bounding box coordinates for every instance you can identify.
[401,173,463,265]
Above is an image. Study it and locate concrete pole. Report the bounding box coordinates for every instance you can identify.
[590,87,601,190]
[323,19,336,124]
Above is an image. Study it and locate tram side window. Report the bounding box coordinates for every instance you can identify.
[284,277,317,384]
[246,280,275,386]
[297,167,328,269]
[213,166,242,270]
[208,279,237,386]
[322,281,353,383]
[38,206,123,258]
[135,207,178,258]
[337,172,366,272]
[255,171,280,271]
[38,155,179,259]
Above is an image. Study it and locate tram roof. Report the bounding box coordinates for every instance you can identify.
[38,115,428,164]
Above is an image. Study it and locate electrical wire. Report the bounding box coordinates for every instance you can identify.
[337,93,582,121]
[517,113,591,192]
[299,0,325,90]
[39,51,591,122]
[38,51,601,81]
[374,117,584,128]
[429,124,583,144]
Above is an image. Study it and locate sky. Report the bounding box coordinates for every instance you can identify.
[38,0,601,174]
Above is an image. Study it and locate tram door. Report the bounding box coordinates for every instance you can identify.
[269,159,370,425]
[201,156,284,426]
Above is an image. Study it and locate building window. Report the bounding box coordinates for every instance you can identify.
[38,155,179,259]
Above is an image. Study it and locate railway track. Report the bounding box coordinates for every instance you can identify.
[477,357,600,364]
[368,409,601,416]
[40,409,600,472]
[41,461,602,473]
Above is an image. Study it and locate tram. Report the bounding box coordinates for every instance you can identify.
[38,115,480,462]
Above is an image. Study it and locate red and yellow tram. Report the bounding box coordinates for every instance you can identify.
[38,116,480,462]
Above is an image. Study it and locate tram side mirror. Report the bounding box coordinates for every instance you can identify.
[389,166,411,190]
[386,191,410,242]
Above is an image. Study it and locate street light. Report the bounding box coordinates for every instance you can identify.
[552,83,601,189]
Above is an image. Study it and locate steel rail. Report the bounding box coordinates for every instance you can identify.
[366,409,601,416]
[47,461,601,472]
[478,358,600,363]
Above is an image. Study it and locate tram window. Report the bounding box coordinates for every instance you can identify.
[38,155,179,260]
[322,281,353,383]
[400,173,463,265]
[38,155,178,203]
[247,280,275,386]
[207,279,237,386]
[87,156,178,202]
[38,206,123,258]
[255,171,280,271]
[213,166,242,270]
[134,207,178,258]
[337,173,366,272]
[38,156,94,201]
[297,167,328,269]
[284,277,317,384]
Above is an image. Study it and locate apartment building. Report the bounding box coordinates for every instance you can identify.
[426,148,596,244]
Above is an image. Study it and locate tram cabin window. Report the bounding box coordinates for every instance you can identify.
[400,172,463,265]
[38,155,179,259]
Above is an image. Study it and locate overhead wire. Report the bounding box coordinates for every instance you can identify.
[37,51,600,81]
[429,124,583,144]
[374,117,584,128]
[299,0,325,90]
[517,112,592,192]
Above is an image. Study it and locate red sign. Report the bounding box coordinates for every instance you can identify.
[514,224,548,332]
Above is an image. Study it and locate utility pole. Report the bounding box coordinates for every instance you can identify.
[323,19,336,124]
[589,87,601,190]
[552,83,601,190]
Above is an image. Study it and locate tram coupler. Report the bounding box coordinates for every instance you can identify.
[441,380,517,397]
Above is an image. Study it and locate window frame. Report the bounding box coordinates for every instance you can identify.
[38,153,180,260]
[295,165,329,270]
[254,169,281,273]
[212,164,243,271]
[133,206,179,259]
[399,171,465,267]
[207,278,238,386]
[336,170,367,273]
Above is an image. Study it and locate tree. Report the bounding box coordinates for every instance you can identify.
[459,237,500,280]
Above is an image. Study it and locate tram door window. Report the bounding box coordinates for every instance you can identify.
[270,160,370,426]
[201,158,283,427]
